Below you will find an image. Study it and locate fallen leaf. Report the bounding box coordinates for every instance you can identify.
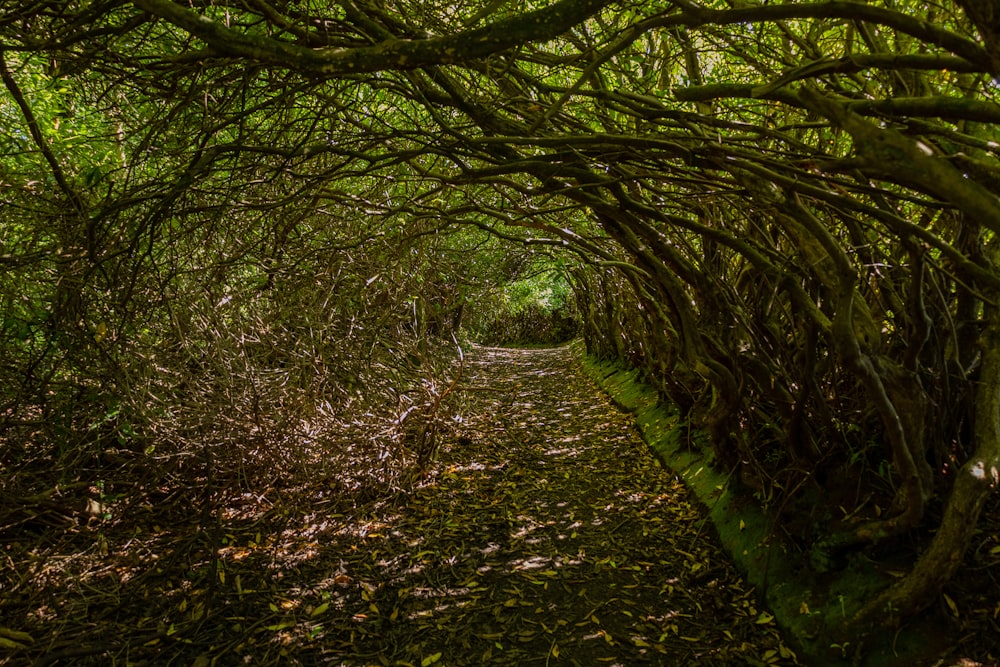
[943,593,959,617]
[264,621,295,631]
[0,628,34,645]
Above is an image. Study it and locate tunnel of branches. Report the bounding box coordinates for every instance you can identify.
[3,0,1000,652]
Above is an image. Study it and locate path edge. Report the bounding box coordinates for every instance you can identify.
[580,353,946,667]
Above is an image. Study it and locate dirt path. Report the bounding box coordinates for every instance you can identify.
[3,345,798,666]
[304,344,797,666]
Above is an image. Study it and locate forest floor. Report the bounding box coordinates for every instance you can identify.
[0,348,1000,667]
[7,344,994,665]
[1,344,795,665]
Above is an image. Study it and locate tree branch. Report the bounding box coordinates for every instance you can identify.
[132,0,614,74]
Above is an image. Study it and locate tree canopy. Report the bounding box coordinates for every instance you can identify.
[4,0,1000,658]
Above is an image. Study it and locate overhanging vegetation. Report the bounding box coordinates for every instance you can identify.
[3,0,1000,661]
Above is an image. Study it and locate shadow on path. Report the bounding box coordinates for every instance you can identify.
[302,345,797,665]
[2,345,797,666]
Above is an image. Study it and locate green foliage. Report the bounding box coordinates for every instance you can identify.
[470,269,579,346]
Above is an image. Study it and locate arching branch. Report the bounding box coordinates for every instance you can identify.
[132,0,614,74]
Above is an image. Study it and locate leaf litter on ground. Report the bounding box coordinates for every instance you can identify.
[1,344,797,666]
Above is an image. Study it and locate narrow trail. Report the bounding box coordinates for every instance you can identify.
[300,344,797,666]
[3,345,798,666]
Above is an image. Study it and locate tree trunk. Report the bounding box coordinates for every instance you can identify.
[955,0,1000,75]
[843,279,1000,637]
